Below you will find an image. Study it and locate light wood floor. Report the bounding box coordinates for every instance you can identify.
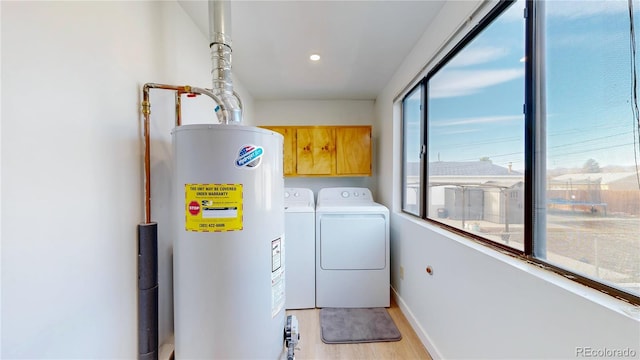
[286,298,432,360]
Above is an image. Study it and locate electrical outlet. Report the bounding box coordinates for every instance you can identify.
[399,266,404,280]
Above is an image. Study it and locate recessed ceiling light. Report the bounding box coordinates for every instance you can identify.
[309,54,321,61]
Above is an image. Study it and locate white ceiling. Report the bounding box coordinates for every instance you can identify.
[178,1,445,100]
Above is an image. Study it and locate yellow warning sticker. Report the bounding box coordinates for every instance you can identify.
[184,184,243,232]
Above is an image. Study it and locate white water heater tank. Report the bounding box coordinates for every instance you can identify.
[172,124,285,359]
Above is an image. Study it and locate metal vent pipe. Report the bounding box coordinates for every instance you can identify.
[209,0,243,124]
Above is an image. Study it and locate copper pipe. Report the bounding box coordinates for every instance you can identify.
[141,83,224,224]
[175,91,182,127]
[142,84,155,225]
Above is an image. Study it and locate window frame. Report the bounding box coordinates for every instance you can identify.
[400,0,640,305]
[401,80,426,217]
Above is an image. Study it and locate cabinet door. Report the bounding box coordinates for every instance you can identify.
[261,126,296,176]
[336,127,371,175]
[296,128,335,175]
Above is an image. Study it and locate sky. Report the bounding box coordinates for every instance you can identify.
[405,0,640,172]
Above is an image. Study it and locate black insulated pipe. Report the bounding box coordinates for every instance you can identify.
[138,222,158,360]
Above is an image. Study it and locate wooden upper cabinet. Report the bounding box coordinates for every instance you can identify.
[262,126,296,176]
[336,127,371,175]
[296,127,335,175]
[259,125,371,177]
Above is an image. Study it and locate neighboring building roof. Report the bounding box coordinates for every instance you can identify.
[407,161,522,176]
[428,161,522,176]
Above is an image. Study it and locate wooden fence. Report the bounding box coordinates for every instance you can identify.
[547,190,639,216]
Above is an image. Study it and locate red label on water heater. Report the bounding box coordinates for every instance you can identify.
[188,201,200,215]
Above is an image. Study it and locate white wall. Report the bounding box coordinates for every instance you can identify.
[1,1,253,358]
[255,100,376,196]
[392,216,640,359]
[375,1,640,359]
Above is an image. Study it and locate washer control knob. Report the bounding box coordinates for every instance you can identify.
[284,192,290,198]
[341,191,350,198]
[294,192,299,197]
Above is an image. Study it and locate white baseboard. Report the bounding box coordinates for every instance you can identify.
[391,287,443,360]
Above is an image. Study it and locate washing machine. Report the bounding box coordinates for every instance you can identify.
[284,188,316,309]
[315,187,390,308]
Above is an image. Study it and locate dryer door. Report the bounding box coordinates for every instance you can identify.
[319,214,386,270]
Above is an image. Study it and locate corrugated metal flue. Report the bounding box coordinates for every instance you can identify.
[208,0,242,124]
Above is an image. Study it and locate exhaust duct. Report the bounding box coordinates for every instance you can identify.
[208,0,243,124]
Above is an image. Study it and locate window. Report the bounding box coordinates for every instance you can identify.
[402,84,424,216]
[541,0,640,297]
[401,0,640,303]
[426,0,525,252]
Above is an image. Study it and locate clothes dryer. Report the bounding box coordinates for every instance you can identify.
[315,187,389,308]
[284,188,315,309]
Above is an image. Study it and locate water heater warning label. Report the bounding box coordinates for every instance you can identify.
[271,237,285,318]
[184,184,243,232]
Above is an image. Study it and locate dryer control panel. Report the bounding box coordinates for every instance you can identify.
[317,187,374,204]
